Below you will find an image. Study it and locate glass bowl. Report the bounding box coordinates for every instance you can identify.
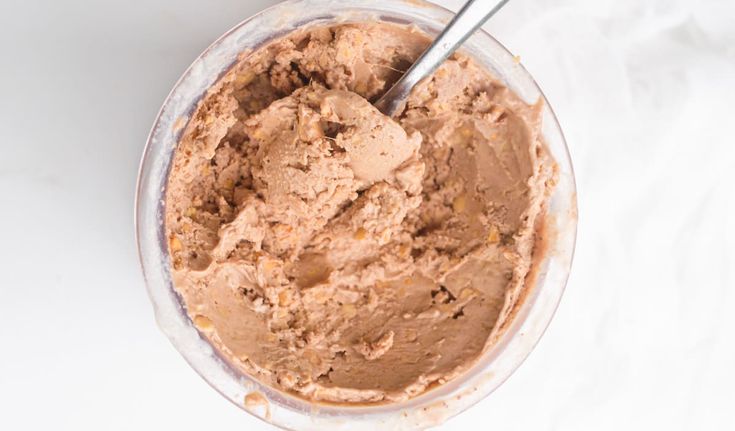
[135,0,577,429]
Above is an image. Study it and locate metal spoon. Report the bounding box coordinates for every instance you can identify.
[374,0,510,117]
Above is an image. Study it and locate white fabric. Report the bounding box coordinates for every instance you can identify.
[0,0,732,429]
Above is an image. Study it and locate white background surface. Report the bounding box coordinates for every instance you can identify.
[1,0,733,429]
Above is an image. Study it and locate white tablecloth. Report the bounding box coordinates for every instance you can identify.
[1,0,732,429]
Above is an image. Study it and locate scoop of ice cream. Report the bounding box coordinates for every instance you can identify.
[320,91,421,184]
[243,84,421,256]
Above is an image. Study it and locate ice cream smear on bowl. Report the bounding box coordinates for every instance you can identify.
[165,22,556,404]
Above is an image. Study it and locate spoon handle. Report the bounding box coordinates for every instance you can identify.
[375,0,510,117]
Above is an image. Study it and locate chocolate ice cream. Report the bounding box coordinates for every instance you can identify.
[165,22,555,403]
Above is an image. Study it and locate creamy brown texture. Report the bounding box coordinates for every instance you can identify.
[166,23,555,404]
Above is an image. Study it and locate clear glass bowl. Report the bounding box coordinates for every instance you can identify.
[135,1,577,429]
